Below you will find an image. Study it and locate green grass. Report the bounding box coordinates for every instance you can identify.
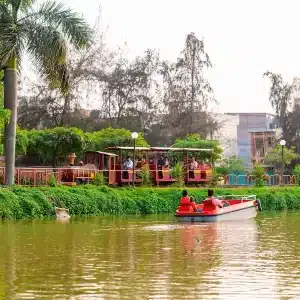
[0,185,300,219]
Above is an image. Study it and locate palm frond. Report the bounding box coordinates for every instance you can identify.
[0,4,19,67]
[23,20,69,92]
[23,1,92,49]
[20,0,36,12]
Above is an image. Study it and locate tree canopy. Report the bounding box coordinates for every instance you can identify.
[264,145,298,166]
[85,127,149,151]
[264,72,300,170]
[172,134,223,162]
[26,127,86,167]
[15,127,149,166]
[16,29,220,147]
[218,156,245,175]
[0,0,92,92]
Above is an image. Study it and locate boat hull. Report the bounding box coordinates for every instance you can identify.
[175,199,260,223]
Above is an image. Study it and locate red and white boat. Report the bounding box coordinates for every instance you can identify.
[175,195,262,222]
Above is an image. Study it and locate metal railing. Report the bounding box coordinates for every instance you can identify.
[217,195,257,200]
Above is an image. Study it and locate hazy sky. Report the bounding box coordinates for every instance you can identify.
[62,0,300,114]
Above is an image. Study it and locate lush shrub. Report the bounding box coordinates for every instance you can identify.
[139,165,152,187]
[171,162,185,187]
[85,127,149,151]
[172,134,223,162]
[48,174,59,187]
[252,164,265,187]
[0,186,300,220]
[92,172,106,186]
[293,164,300,185]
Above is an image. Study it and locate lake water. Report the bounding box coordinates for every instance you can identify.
[1,212,300,299]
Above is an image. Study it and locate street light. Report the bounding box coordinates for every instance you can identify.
[131,132,138,186]
[279,139,286,184]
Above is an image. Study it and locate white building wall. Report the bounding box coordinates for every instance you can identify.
[211,113,239,159]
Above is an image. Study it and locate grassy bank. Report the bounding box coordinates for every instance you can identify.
[1,186,300,219]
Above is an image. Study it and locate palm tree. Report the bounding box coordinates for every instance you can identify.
[0,0,92,185]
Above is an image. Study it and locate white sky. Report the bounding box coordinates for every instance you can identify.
[60,0,300,114]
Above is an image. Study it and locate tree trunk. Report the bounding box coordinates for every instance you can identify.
[59,94,70,126]
[4,57,18,186]
[52,151,57,168]
[189,46,196,135]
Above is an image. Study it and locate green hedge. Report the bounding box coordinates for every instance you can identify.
[1,186,300,219]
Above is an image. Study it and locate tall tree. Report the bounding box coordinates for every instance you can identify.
[100,49,159,130]
[263,72,294,141]
[0,0,92,184]
[160,32,215,136]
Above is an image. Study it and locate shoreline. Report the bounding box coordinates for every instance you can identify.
[0,185,299,220]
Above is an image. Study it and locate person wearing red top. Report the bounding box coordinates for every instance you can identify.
[179,190,197,212]
[203,189,229,209]
[208,189,223,207]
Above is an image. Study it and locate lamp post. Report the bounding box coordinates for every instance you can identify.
[279,139,286,185]
[131,132,138,186]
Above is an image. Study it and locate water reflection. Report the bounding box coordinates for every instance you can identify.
[1,213,300,299]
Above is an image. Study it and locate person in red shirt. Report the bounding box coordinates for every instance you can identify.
[203,189,229,208]
[207,189,223,208]
[180,190,197,212]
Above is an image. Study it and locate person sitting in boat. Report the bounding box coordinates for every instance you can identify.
[179,190,197,212]
[204,189,230,208]
[203,189,224,209]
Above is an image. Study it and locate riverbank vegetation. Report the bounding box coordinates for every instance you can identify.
[1,186,300,220]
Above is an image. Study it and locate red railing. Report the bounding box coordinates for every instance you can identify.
[0,167,297,187]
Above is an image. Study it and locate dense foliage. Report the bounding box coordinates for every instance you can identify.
[293,164,300,185]
[251,164,266,187]
[0,0,92,185]
[0,71,11,154]
[264,72,300,170]
[216,156,246,175]
[1,186,300,220]
[26,127,86,166]
[264,145,298,166]
[15,127,149,166]
[172,134,223,162]
[85,127,149,151]
[17,29,217,146]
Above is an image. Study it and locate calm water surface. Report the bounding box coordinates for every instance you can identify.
[1,212,300,299]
